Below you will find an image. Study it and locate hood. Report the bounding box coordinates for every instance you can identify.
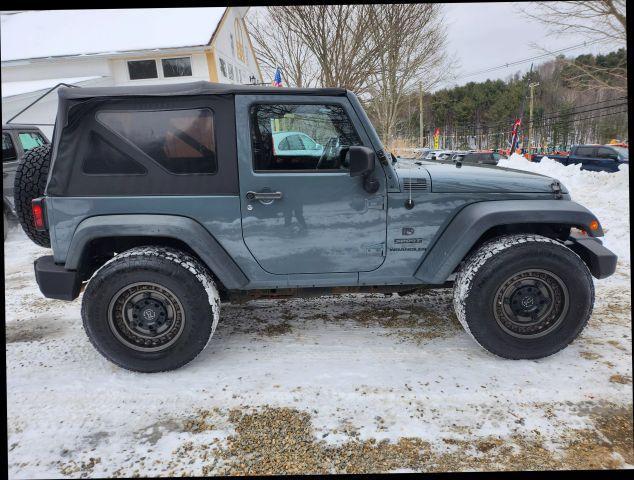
[394,160,564,194]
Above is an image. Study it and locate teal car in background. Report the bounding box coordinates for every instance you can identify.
[272,131,323,157]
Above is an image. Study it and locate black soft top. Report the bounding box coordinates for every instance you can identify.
[58,81,348,100]
[47,81,350,197]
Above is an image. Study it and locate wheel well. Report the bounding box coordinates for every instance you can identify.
[465,223,572,264]
[77,235,228,295]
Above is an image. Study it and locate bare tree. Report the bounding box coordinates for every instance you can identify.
[273,5,385,93]
[246,8,319,87]
[365,4,451,144]
[519,1,627,93]
[521,1,625,45]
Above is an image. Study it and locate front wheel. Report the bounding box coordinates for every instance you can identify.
[81,247,220,372]
[453,234,594,359]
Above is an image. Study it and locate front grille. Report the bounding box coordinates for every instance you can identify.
[403,178,428,192]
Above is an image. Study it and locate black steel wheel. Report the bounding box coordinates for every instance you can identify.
[82,247,220,372]
[108,282,186,352]
[493,269,569,338]
[453,234,594,359]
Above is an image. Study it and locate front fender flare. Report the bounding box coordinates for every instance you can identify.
[65,214,249,289]
[414,200,602,284]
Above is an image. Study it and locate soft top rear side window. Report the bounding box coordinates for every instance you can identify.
[96,108,217,175]
[47,94,238,197]
[83,131,147,175]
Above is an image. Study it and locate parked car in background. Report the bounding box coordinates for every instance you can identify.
[451,151,504,165]
[424,150,454,161]
[272,131,323,157]
[533,144,628,172]
[2,124,50,240]
[415,147,432,159]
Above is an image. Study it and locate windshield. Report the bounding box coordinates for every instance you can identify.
[611,146,629,159]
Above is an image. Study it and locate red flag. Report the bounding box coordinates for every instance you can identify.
[510,119,521,152]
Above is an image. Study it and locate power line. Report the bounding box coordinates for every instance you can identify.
[450,39,604,82]
[526,102,629,125]
[428,106,628,135]
[427,100,627,132]
[534,108,628,129]
[418,94,627,131]
[416,109,628,149]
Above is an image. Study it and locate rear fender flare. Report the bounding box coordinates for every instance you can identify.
[65,214,249,290]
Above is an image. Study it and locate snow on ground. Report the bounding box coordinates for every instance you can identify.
[5,156,632,477]
[500,154,631,267]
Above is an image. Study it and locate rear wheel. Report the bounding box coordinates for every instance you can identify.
[81,247,220,372]
[14,145,52,247]
[453,234,594,359]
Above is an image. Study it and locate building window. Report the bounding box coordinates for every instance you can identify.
[97,109,217,174]
[127,60,158,80]
[219,58,227,78]
[162,57,192,78]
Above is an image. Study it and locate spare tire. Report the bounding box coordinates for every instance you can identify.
[14,145,52,247]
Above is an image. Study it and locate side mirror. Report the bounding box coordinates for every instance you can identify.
[349,146,375,177]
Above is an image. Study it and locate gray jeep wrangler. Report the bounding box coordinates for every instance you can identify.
[16,81,617,372]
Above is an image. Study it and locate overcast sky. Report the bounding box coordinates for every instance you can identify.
[441,2,622,90]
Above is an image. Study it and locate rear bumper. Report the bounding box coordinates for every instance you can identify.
[34,255,81,301]
[565,234,617,279]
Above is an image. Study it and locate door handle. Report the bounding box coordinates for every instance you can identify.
[246,191,283,201]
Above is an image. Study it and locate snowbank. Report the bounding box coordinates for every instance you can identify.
[500,154,630,265]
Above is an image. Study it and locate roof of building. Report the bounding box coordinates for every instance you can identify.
[57,81,348,99]
[2,76,103,98]
[1,8,227,62]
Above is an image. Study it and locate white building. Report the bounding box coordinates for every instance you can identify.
[1,8,263,138]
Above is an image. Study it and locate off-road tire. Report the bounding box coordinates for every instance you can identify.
[453,234,594,359]
[82,246,220,373]
[14,145,52,247]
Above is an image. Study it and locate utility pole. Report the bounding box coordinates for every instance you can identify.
[511,63,533,155]
[419,82,424,147]
[528,81,540,155]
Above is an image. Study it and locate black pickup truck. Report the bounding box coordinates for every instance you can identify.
[533,144,628,172]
